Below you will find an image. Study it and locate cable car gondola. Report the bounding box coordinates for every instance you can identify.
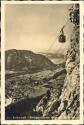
[47,5,77,51]
[58,27,66,43]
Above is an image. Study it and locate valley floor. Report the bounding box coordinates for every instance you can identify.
[5,66,66,120]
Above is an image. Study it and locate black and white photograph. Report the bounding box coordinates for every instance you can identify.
[1,1,83,124]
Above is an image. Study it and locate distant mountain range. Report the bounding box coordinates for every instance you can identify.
[5,49,59,72]
[38,52,65,59]
[38,51,65,64]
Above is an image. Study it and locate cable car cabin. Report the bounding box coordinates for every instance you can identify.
[59,34,66,43]
[58,28,66,43]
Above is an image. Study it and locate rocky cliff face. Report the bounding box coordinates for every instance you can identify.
[36,4,80,120]
[56,24,80,120]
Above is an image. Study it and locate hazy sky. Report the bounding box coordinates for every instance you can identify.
[5,4,73,54]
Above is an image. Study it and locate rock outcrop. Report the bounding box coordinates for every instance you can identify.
[36,4,80,120]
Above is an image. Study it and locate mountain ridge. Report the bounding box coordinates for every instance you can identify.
[5,49,59,72]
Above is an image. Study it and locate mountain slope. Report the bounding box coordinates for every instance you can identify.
[5,49,57,72]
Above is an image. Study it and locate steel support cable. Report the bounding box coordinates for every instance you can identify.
[47,5,73,52]
[47,19,70,52]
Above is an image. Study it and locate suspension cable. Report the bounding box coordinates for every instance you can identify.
[47,19,70,52]
[47,5,74,52]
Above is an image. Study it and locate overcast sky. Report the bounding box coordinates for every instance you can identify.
[5,4,73,54]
